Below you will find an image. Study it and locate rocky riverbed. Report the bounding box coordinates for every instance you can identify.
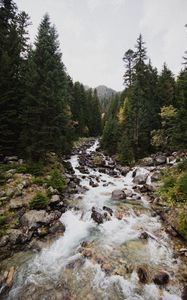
[0,139,187,299]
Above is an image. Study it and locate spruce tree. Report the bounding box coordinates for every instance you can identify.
[158,63,175,107]
[0,0,29,155]
[20,14,71,160]
[123,49,134,87]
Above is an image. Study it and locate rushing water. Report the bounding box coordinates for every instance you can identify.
[6,140,183,300]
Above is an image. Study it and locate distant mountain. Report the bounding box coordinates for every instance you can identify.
[96,85,116,100]
[83,84,118,113]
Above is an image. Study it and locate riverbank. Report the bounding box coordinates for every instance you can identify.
[0,138,187,299]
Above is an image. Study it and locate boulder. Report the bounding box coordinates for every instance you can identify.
[9,199,26,210]
[140,157,154,167]
[139,184,154,193]
[112,189,126,200]
[124,189,133,198]
[7,229,23,245]
[20,210,56,229]
[119,166,130,176]
[103,206,113,216]
[49,221,65,234]
[137,267,149,283]
[91,207,103,224]
[133,174,148,185]
[155,155,166,165]
[49,194,61,205]
[152,271,169,285]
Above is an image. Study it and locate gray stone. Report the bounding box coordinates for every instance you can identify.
[7,229,23,245]
[155,155,166,165]
[124,189,133,198]
[140,157,154,166]
[111,189,126,200]
[133,174,148,185]
[49,194,61,205]
[20,210,56,229]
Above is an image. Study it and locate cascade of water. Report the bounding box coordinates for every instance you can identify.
[7,139,183,300]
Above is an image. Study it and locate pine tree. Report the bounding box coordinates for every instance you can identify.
[157,63,175,107]
[123,49,134,87]
[20,14,71,160]
[0,0,29,155]
[89,89,102,136]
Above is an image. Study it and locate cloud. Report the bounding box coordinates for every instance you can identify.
[15,0,187,90]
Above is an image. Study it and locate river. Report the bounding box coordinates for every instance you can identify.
[5,139,184,299]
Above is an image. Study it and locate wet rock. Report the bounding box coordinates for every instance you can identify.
[137,267,149,283]
[153,271,169,285]
[91,207,103,224]
[112,189,126,200]
[133,174,148,185]
[140,232,149,240]
[20,210,56,229]
[139,184,154,193]
[118,166,130,176]
[89,179,99,188]
[49,221,65,234]
[103,212,111,221]
[124,189,133,198]
[140,157,154,167]
[103,206,113,216]
[155,155,166,165]
[182,286,187,300]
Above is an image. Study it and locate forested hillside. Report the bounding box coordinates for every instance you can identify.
[0,0,102,162]
[102,34,187,164]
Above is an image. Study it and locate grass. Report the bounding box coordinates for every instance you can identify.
[47,168,67,192]
[29,191,49,209]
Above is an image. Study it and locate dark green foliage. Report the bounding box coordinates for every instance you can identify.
[48,168,67,192]
[29,192,49,209]
[103,32,186,164]
[20,14,72,160]
[158,63,175,107]
[159,167,187,204]
[0,0,30,155]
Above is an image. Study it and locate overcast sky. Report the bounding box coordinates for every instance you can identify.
[15,0,187,91]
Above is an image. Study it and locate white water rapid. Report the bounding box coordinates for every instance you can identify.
[7,140,183,300]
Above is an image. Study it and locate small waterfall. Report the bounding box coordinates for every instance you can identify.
[7,139,183,300]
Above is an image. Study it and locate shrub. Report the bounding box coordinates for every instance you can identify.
[29,192,49,209]
[159,167,187,204]
[26,162,45,176]
[32,177,47,186]
[48,169,67,193]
